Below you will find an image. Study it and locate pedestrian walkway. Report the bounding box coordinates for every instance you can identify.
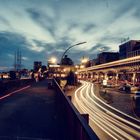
[0,80,66,140]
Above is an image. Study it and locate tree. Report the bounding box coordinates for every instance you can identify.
[61,55,74,65]
[67,71,77,85]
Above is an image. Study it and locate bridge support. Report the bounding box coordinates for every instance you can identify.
[132,72,136,85]
[115,73,119,85]
[104,73,108,80]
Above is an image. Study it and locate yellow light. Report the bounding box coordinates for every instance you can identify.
[49,57,57,64]
[75,72,78,74]
[75,65,79,68]
[80,65,85,69]
[81,57,89,64]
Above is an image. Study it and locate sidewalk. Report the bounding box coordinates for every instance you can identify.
[0,80,67,140]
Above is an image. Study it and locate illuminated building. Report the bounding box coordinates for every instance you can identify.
[119,40,140,59]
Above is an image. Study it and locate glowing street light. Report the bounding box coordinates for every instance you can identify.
[80,65,85,69]
[49,57,57,64]
[81,56,89,64]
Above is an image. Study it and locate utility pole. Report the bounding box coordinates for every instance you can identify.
[14,49,22,71]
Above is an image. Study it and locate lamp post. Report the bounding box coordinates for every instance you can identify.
[81,56,89,64]
[60,41,86,64]
[48,57,57,77]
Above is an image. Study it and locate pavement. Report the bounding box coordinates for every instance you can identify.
[0,80,66,140]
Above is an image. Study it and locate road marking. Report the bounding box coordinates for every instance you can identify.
[0,85,31,100]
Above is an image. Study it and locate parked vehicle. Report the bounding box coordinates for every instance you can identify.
[130,86,140,94]
[133,91,140,101]
[119,84,131,93]
[133,91,140,112]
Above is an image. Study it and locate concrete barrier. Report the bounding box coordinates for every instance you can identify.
[53,78,99,140]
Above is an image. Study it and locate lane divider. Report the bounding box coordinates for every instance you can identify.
[0,85,31,100]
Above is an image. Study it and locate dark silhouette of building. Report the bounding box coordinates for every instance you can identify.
[61,55,74,66]
[41,65,47,73]
[9,71,16,80]
[119,40,140,59]
[97,52,119,64]
[34,61,42,72]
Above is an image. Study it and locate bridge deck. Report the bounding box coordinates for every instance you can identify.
[0,80,66,140]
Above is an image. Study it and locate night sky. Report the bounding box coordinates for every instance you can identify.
[0,0,140,71]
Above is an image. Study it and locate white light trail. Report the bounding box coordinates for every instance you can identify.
[73,81,140,140]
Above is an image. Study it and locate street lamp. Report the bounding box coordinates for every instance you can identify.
[48,57,57,65]
[81,56,89,64]
[60,41,87,64]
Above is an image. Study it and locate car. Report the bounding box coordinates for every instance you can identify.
[130,86,140,94]
[119,84,131,93]
[133,91,140,101]
[133,91,140,110]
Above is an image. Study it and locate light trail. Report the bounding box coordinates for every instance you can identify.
[72,81,140,140]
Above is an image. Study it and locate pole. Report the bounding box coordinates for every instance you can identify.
[60,42,86,64]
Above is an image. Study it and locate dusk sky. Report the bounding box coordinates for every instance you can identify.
[0,0,140,70]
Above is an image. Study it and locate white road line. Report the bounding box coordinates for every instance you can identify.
[0,85,31,100]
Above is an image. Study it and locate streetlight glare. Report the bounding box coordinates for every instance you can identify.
[80,65,85,69]
[49,57,57,64]
[81,57,89,64]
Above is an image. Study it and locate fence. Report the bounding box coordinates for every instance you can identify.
[53,78,99,140]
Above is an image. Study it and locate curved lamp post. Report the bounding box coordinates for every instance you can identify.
[60,41,87,64]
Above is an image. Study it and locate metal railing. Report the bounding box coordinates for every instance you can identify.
[53,78,99,140]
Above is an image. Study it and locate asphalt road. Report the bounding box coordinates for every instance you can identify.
[72,81,140,140]
[0,80,66,140]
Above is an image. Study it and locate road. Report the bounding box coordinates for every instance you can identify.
[0,80,66,140]
[72,81,140,140]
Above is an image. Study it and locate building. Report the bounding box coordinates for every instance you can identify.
[97,52,119,64]
[85,59,97,67]
[34,61,42,72]
[119,40,140,59]
[49,64,75,78]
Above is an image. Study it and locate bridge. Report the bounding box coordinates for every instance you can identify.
[77,55,140,86]
[0,79,98,140]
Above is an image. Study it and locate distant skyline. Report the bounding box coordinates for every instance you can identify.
[0,0,140,71]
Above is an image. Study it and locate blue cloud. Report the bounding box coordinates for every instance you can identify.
[0,16,11,27]
[0,31,50,69]
[0,0,140,69]
[26,8,57,39]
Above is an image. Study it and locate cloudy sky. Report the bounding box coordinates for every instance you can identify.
[0,0,140,71]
